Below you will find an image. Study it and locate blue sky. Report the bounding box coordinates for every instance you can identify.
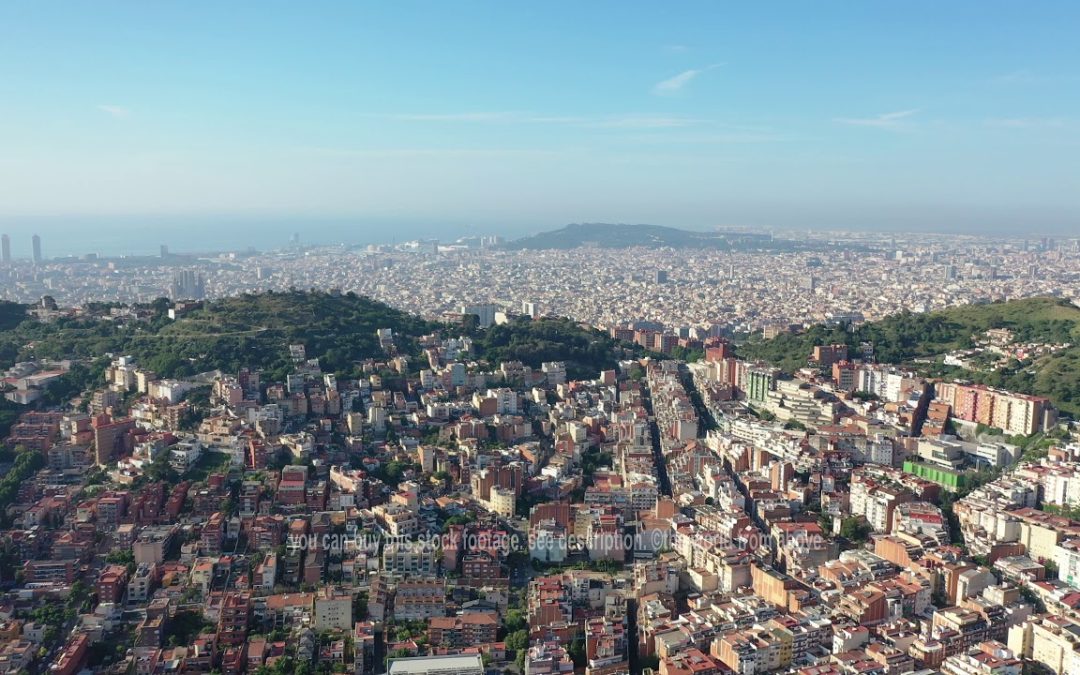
[1,1,1078,237]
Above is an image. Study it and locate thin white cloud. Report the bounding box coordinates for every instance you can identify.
[390,112,515,122]
[990,70,1080,86]
[834,109,920,130]
[652,63,723,96]
[96,104,131,119]
[522,115,587,125]
[294,146,567,159]
[665,44,689,53]
[992,69,1040,85]
[587,116,704,129]
[384,111,705,129]
[626,131,788,144]
[985,117,1067,129]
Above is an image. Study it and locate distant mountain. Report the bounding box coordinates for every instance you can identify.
[502,223,779,250]
[501,223,854,252]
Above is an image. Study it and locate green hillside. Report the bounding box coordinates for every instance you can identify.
[0,292,634,396]
[738,297,1080,416]
[473,316,626,381]
[0,302,27,332]
[0,291,439,382]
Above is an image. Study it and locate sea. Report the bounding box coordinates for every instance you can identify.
[0,215,522,259]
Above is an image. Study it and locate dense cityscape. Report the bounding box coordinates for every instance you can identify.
[0,223,1077,675]
[1,230,1078,335]
[4,2,1079,675]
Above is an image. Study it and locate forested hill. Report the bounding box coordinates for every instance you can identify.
[0,302,27,332]
[472,316,626,381]
[501,223,842,251]
[0,291,627,388]
[738,296,1080,416]
[0,291,436,382]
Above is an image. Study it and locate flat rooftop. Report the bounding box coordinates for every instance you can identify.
[386,654,485,675]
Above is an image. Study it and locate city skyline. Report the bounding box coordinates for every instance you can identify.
[1,1,1078,238]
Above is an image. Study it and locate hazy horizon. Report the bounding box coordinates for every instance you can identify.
[0,215,1071,260]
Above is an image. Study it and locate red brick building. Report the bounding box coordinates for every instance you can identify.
[97,564,129,604]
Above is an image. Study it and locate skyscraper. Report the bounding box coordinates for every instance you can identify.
[1,234,9,264]
[32,234,42,264]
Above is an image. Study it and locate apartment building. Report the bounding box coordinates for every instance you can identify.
[393,581,447,621]
[382,540,438,577]
[427,613,498,648]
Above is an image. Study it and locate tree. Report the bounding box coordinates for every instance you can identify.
[105,548,134,561]
[144,447,179,484]
[442,514,475,533]
[839,517,872,543]
[68,580,91,611]
[353,592,369,621]
[378,460,410,486]
[505,630,529,652]
[0,446,45,519]
[162,610,213,646]
[386,648,413,665]
[568,637,586,667]
[503,609,526,633]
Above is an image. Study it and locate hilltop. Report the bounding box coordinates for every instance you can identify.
[0,291,628,400]
[471,316,627,381]
[738,296,1080,416]
[502,223,810,250]
[3,291,437,383]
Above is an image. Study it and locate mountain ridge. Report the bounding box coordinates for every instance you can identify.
[502,223,778,250]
